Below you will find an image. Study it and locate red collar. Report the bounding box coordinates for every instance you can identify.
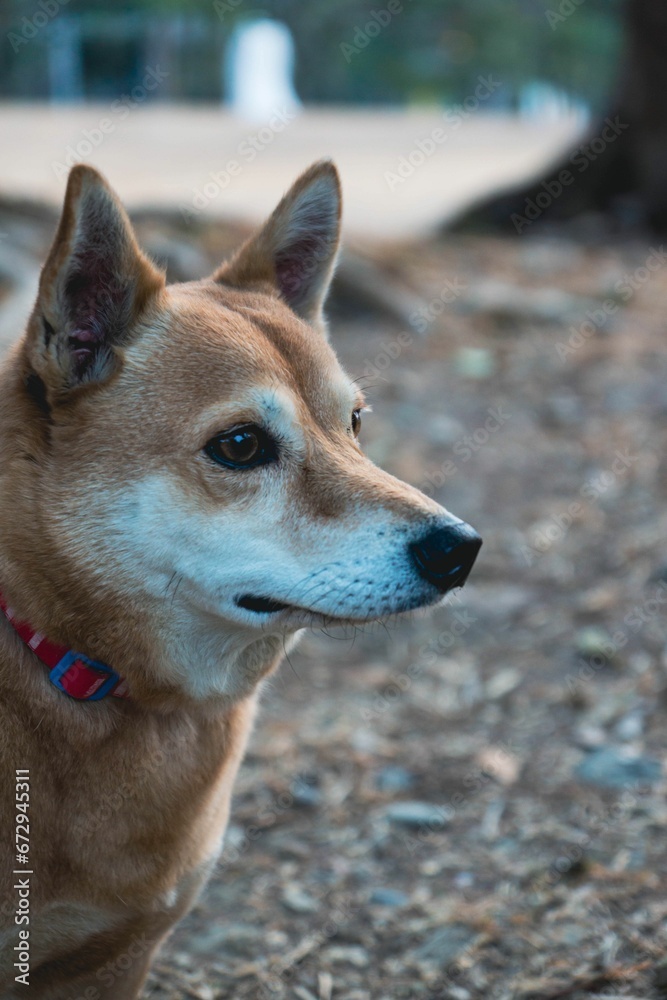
[0,593,129,701]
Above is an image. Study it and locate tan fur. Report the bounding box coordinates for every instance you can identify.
[0,162,477,997]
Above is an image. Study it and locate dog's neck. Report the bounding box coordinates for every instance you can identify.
[0,599,288,726]
[0,578,287,712]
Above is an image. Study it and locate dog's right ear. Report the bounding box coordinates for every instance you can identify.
[25,165,164,392]
[212,159,341,328]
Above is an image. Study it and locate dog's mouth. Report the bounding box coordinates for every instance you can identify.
[234,589,443,623]
[236,594,292,615]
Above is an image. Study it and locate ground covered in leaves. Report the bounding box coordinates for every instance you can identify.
[1,204,666,1000]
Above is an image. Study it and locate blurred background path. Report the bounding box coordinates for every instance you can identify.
[0,105,581,238]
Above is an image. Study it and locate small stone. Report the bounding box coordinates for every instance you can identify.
[476,746,520,786]
[485,667,522,700]
[550,923,588,947]
[196,988,215,1000]
[293,988,317,1000]
[350,727,380,752]
[384,801,452,829]
[573,724,606,750]
[453,347,494,380]
[575,627,615,662]
[318,972,333,1000]
[190,923,261,957]
[265,929,289,949]
[448,988,472,1000]
[575,748,661,789]
[427,414,465,445]
[415,922,476,964]
[223,823,246,849]
[614,710,644,742]
[542,391,584,427]
[324,945,369,968]
[290,772,322,807]
[374,765,416,792]
[282,884,319,914]
[369,887,409,907]
[578,584,621,612]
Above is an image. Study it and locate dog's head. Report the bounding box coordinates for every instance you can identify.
[3,162,480,702]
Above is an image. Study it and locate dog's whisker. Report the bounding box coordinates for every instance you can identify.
[281,634,303,684]
[281,564,344,607]
[170,574,183,609]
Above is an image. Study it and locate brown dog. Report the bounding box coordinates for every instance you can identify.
[0,161,481,998]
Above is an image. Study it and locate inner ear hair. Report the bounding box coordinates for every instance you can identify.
[24,371,52,421]
[212,159,342,326]
[30,164,164,391]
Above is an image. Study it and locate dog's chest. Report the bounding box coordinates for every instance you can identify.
[13,700,252,924]
[0,717,240,982]
[53,717,241,900]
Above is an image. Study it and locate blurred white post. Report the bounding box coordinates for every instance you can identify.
[225,19,301,123]
[47,18,84,102]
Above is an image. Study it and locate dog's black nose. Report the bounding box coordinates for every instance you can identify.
[410,522,482,593]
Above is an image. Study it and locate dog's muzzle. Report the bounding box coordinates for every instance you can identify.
[410,521,482,593]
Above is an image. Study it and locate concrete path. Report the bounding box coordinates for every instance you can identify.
[0,104,582,239]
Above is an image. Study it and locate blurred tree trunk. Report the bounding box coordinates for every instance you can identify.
[618,0,667,227]
[452,0,667,232]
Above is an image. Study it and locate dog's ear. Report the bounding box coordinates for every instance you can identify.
[213,159,341,326]
[26,164,164,391]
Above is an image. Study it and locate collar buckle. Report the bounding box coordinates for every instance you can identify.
[49,651,123,701]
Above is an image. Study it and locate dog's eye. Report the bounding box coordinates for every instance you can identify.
[351,409,362,437]
[204,424,276,469]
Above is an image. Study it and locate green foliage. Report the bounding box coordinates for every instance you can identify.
[2,0,624,107]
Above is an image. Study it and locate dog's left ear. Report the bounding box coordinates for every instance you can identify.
[26,164,164,392]
[213,159,341,327]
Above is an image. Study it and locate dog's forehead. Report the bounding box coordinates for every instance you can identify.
[142,282,355,419]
